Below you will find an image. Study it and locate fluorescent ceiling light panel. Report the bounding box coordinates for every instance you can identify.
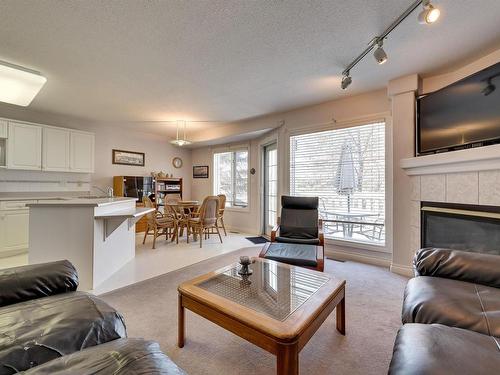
[0,61,47,106]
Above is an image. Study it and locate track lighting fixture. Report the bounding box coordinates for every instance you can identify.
[418,0,440,25]
[340,0,444,90]
[341,73,352,90]
[482,78,496,97]
[373,40,388,65]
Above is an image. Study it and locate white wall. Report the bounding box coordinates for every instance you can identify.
[0,106,192,197]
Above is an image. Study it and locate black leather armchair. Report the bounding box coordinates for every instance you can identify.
[403,248,500,336]
[271,196,324,246]
[389,248,500,375]
[0,261,185,374]
[262,196,325,271]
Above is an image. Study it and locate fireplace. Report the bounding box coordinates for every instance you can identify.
[421,202,500,255]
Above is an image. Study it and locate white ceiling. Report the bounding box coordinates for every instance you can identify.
[1,0,500,140]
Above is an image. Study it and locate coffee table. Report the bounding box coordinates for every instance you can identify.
[178,257,345,374]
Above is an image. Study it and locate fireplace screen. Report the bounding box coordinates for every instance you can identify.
[422,205,500,255]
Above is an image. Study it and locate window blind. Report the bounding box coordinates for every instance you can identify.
[290,122,385,245]
[213,150,249,207]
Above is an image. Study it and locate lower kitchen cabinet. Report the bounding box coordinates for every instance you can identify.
[0,202,31,257]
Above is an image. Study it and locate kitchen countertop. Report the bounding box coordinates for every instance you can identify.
[0,192,90,201]
[26,197,137,207]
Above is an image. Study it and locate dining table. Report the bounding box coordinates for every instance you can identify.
[165,200,200,241]
[321,210,380,238]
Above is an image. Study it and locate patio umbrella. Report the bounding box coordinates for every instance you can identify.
[335,143,357,212]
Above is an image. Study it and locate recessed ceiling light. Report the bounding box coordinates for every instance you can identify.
[0,60,47,106]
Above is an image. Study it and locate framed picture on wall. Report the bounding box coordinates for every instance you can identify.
[112,149,145,166]
[193,165,209,178]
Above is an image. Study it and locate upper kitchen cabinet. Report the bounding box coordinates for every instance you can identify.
[42,126,70,171]
[2,118,95,173]
[7,122,42,170]
[70,130,95,173]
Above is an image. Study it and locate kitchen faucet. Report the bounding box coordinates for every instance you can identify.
[91,186,114,198]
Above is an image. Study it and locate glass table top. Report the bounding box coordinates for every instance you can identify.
[197,260,330,321]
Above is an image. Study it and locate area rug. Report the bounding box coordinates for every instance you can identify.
[101,247,408,375]
[245,236,269,244]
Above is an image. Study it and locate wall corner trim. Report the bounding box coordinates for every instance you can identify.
[387,74,420,97]
[390,262,414,277]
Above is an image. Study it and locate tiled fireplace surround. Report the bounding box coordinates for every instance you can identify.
[401,144,500,269]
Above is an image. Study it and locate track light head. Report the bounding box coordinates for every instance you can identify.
[418,0,440,24]
[373,40,388,65]
[482,79,496,96]
[341,73,352,90]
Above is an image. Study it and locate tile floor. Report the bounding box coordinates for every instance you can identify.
[92,231,261,295]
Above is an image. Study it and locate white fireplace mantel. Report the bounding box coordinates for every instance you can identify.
[401,144,500,176]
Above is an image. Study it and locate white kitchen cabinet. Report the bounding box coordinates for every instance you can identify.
[0,201,32,256]
[70,131,95,173]
[7,122,42,170]
[42,126,70,171]
[0,120,7,138]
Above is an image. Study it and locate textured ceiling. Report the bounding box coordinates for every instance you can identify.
[0,0,500,139]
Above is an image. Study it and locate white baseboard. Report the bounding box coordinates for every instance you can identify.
[225,226,259,236]
[325,248,391,268]
[390,263,414,277]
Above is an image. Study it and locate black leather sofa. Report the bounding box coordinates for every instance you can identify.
[389,248,500,374]
[0,260,185,374]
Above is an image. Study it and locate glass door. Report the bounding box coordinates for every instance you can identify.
[263,142,278,236]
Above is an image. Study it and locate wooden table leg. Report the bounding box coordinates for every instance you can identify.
[336,294,345,335]
[277,343,298,375]
[178,294,185,348]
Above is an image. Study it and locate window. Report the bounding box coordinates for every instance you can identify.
[213,149,249,208]
[290,122,385,245]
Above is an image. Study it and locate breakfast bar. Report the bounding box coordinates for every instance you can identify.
[28,197,153,290]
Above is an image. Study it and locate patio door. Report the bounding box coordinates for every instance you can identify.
[263,142,278,236]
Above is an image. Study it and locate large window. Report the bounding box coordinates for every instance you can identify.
[290,122,385,245]
[213,149,249,208]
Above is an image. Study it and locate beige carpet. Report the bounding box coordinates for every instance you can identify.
[101,247,408,374]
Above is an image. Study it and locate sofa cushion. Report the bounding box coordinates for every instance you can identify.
[23,338,186,375]
[402,276,500,337]
[0,261,78,308]
[263,243,318,267]
[414,248,500,288]
[0,292,126,374]
[389,323,500,375]
[275,236,320,245]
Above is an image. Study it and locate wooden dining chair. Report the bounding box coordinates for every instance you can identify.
[142,196,178,249]
[165,194,181,205]
[188,196,222,248]
[217,194,227,236]
[166,202,190,243]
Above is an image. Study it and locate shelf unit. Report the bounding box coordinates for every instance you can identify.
[155,178,183,206]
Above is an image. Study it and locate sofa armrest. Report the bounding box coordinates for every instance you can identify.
[413,248,500,288]
[0,260,79,307]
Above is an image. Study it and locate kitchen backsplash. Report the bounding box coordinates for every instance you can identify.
[0,169,91,192]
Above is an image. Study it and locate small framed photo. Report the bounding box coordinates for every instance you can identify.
[193,165,209,179]
[112,149,145,166]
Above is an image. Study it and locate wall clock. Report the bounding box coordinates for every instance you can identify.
[172,157,183,168]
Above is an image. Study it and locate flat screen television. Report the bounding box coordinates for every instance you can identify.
[417,61,500,155]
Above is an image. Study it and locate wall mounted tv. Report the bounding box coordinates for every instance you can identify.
[417,61,500,155]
